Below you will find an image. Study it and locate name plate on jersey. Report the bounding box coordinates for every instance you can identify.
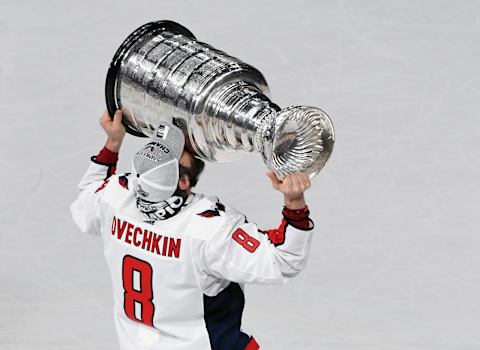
[111,216,183,261]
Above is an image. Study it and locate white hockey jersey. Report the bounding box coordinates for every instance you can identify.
[71,158,314,350]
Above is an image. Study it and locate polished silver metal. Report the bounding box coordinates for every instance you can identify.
[106,21,335,178]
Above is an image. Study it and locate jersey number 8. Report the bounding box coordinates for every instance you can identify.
[122,255,155,327]
[232,228,260,253]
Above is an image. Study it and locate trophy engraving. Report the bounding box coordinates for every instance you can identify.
[106,20,335,178]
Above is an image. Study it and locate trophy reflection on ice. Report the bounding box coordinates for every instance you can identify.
[105,21,335,178]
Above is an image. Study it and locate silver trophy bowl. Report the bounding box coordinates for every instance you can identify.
[105,21,334,178]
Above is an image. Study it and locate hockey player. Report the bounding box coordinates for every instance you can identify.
[71,110,314,350]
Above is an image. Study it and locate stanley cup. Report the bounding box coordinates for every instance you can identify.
[105,21,335,178]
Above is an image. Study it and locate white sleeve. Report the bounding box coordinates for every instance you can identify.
[70,161,112,236]
[203,210,314,285]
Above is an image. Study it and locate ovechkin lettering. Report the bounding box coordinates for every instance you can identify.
[111,216,181,259]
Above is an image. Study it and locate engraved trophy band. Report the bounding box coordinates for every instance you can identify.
[105,20,335,178]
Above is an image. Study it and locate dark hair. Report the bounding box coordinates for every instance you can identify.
[179,153,205,188]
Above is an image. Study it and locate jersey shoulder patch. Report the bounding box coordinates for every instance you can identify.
[99,174,135,204]
[178,197,240,241]
[118,173,130,190]
[197,201,226,218]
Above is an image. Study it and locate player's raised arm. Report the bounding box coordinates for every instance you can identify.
[70,110,125,234]
[76,110,125,189]
[201,172,314,285]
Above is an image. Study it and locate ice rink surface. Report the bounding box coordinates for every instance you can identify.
[1,0,479,349]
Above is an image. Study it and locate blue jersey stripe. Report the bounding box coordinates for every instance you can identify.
[203,283,252,350]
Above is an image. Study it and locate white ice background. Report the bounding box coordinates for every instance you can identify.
[1,1,479,349]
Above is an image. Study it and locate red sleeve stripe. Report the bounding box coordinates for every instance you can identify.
[283,206,310,229]
[260,206,311,246]
[260,219,287,246]
[95,146,118,165]
[283,206,309,220]
[90,147,119,179]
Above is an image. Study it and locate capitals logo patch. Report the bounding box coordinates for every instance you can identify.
[118,174,129,190]
[197,202,226,218]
